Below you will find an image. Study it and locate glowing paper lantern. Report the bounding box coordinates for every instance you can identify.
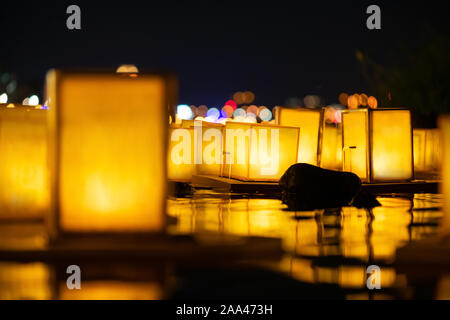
[341,108,413,182]
[319,121,343,171]
[45,70,175,237]
[413,129,441,175]
[0,104,49,220]
[168,126,196,182]
[222,122,299,181]
[439,115,450,234]
[274,107,321,165]
[195,122,224,177]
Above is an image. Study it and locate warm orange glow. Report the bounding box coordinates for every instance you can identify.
[45,70,171,235]
[347,95,359,109]
[413,129,441,175]
[342,108,413,182]
[168,126,196,181]
[274,107,321,165]
[222,122,299,181]
[0,105,49,220]
[339,93,349,106]
[368,96,378,109]
[320,121,343,171]
[439,115,450,235]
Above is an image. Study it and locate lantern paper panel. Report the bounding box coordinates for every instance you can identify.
[0,105,49,220]
[275,107,321,165]
[413,129,441,175]
[168,126,196,182]
[439,115,450,234]
[222,122,299,182]
[195,122,224,177]
[371,110,413,182]
[342,110,369,181]
[46,70,172,235]
[320,122,343,171]
[342,108,413,183]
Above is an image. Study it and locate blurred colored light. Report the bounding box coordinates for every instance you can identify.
[347,95,359,109]
[247,105,258,115]
[177,104,194,120]
[339,93,348,106]
[360,94,368,106]
[221,105,234,118]
[206,108,220,121]
[116,64,139,74]
[0,93,7,104]
[259,108,272,121]
[197,105,208,117]
[243,91,255,104]
[368,96,378,109]
[232,92,244,105]
[28,95,39,106]
[225,100,237,110]
[233,108,246,118]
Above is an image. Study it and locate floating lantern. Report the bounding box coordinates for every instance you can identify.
[319,122,343,171]
[413,129,441,176]
[196,122,224,177]
[274,107,321,165]
[168,126,196,182]
[0,104,49,220]
[45,70,175,237]
[222,122,299,181]
[341,108,413,182]
[439,115,450,235]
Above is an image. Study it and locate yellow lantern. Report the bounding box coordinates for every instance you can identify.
[274,107,321,165]
[168,126,196,182]
[195,122,224,177]
[341,108,414,182]
[413,129,441,176]
[439,115,450,235]
[45,70,175,238]
[319,120,343,171]
[0,104,49,220]
[222,122,299,181]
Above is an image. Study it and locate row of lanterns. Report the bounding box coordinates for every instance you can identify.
[0,69,448,237]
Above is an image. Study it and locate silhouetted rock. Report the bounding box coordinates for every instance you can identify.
[280,163,377,211]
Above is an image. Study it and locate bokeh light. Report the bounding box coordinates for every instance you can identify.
[176,104,194,120]
[197,105,208,117]
[368,96,378,109]
[221,105,234,118]
[339,93,348,106]
[243,91,255,104]
[247,105,258,116]
[0,93,8,104]
[224,100,237,110]
[347,95,359,109]
[233,108,246,118]
[206,108,220,121]
[259,108,272,121]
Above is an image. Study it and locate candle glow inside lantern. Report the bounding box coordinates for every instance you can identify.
[274,107,321,165]
[0,104,49,220]
[45,70,174,237]
[168,126,196,182]
[341,108,414,182]
[195,122,224,177]
[221,122,299,181]
[413,129,441,175]
[319,121,343,171]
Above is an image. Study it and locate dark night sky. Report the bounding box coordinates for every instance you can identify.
[0,0,448,107]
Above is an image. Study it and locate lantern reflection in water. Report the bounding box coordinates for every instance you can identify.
[45,70,174,236]
[341,108,413,182]
[0,104,49,220]
[222,122,299,181]
[274,107,321,165]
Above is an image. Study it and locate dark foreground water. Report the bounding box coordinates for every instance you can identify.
[0,192,447,299]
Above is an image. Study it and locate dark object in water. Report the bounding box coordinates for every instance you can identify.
[279,163,379,211]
